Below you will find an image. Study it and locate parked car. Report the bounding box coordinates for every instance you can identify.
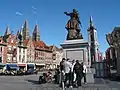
[17,70,25,76]
[25,69,38,75]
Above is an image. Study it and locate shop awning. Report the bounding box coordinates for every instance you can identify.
[17,64,26,67]
[6,64,19,70]
[35,64,45,66]
[0,64,5,69]
[27,64,34,68]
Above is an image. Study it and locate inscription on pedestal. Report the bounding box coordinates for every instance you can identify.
[66,49,84,62]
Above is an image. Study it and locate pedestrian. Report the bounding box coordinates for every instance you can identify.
[64,58,72,87]
[60,58,65,71]
[70,60,76,87]
[81,62,87,84]
[73,60,83,87]
[59,58,66,85]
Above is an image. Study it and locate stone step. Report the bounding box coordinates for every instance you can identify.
[81,73,94,83]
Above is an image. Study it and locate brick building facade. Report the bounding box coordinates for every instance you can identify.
[0,20,63,70]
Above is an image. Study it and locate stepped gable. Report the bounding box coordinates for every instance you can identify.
[23,40,29,46]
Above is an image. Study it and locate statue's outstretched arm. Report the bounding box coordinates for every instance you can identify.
[64,12,70,16]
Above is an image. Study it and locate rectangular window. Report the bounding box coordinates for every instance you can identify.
[0,57,2,63]
[0,47,2,52]
[8,47,11,50]
[91,34,94,41]
[23,49,25,53]
[95,32,98,41]
[19,48,21,53]
[19,55,21,61]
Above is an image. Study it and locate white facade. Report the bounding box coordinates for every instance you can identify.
[7,45,17,63]
[17,46,27,63]
[26,39,35,63]
[54,50,63,66]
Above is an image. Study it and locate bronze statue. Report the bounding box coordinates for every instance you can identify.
[64,9,83,40]
[18,31,23,45]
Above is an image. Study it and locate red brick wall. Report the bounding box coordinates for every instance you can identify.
[3,45,7,64]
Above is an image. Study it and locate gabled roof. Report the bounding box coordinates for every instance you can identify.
[0,38,7,46]
[49,45,60,51]
[0,38,4,43]
[33,40,52,52]
[33,40,46,48]
[7,34,17,46]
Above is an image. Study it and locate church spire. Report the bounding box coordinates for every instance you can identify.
[16,29,20,39]
[24,20,28,29]
[90,16,93,27]
[4,25,10,36]
[32,24,40,41]
[34,24,40,34]
[22,20,30,40]
[90,16,95,29]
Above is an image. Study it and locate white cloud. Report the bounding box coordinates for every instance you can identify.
[32,6,36,10]
[16,12,23,16]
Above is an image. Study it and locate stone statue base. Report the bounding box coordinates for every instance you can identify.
[60,39,91,67]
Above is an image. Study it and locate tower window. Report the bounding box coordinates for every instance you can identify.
[0,57,2,63]
[91,34,94,41]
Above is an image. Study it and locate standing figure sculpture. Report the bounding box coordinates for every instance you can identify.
[64,9,83,40]
[18,31,23,45]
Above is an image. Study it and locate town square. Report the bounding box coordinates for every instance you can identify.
[0,0,120,90]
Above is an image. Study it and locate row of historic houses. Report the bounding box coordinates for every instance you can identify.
[0,20,63,71]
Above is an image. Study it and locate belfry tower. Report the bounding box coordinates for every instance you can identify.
[88,16,99,65]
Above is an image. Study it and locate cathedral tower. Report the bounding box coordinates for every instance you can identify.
[22,20,30,40]
[32,24,40,41]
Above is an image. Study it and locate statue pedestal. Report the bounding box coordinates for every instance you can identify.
[60,39,91,67]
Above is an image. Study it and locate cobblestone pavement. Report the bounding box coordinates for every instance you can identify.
[0,71,119,90]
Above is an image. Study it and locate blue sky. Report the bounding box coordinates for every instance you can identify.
[0,0,120,54]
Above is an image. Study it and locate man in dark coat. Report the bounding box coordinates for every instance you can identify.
[59,58,66,86]
[60,58,65,71]
[73,60,83,87]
